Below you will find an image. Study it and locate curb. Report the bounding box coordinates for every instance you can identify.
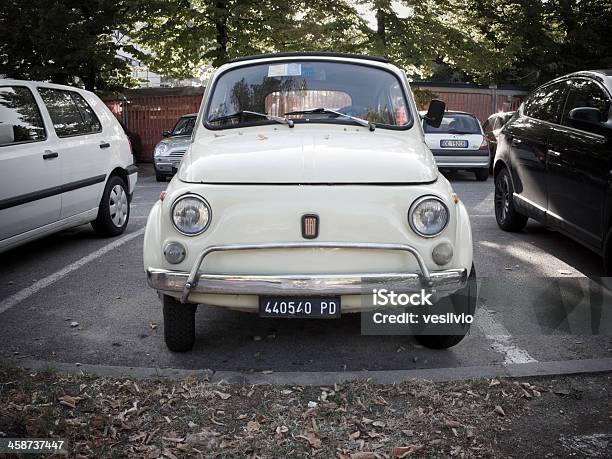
[4,357,612,385]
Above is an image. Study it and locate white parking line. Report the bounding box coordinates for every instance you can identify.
[0,228,145,315]
[475,307,537,364]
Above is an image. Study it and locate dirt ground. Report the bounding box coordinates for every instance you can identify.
[1,364,611,458]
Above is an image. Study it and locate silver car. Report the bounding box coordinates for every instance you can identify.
[153,113,196,182]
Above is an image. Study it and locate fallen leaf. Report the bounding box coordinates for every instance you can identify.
[214,390,231,400]
[444,419,462,428]
[246,421,260,433]
[150,323,158,330]
[494,405,505,416]
[58,394,81,408]
[298,432,321,449]
[350,453,378,459]
[185,430,219,448]
[489,379,501,387]
[276,425,288,435]
[372,421,386,428]
[70,321,79,328]
[392,445,425,457]
[349,431,360,440]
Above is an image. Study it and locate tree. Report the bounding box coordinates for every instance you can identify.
[0,0,162,90]
[467,0,612,87]
[130,0,369,78]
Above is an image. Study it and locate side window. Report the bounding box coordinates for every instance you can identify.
[38,88,101,137]
[523,81,568,124]
[0,86,46,146]
[561,79,611,126]
[71,93,102,133]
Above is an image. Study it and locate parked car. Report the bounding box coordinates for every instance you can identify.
[0,80,138,253]
[143,52,477,352]
[493,70,612,272]
[482,111,515,161]
[422,111,490,181]
[153,113,196,182]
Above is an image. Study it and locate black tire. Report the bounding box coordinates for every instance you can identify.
[155,173,166,182]
[474,168,489,181]
[163,295,197,352]
[91,175,130,237]
[415,263,477,349]
[494,167,528,231]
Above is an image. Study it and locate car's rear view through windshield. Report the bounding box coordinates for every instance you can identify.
[205,60,411,129]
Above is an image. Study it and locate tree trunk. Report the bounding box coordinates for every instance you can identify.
[213,0,229,66]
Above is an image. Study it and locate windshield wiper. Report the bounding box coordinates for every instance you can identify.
[208,110,294,127]
[284,107,375,131]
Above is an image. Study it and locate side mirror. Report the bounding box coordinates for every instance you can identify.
[569,107,602,126]
[424,99,445,128]
[162,130,171,137]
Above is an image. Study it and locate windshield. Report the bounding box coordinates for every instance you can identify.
[171,116,196,136]
[205,60,411,129]
[423,113,482,134]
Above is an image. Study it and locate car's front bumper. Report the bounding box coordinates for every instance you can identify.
[146,242,469,305]
[430,149,490,168]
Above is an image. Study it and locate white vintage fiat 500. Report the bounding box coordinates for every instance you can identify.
[144,53,476,352]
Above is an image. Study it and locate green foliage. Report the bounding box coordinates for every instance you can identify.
[413,88,440,110]
[466,0,612,87]
[0,0,162,90]
[1,0,610,91]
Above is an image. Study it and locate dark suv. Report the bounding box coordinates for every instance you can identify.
[493,70,612,273]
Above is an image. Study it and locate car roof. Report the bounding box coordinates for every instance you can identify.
[0,78,92,94]
[542,70,612,90]
[228,51,389,64]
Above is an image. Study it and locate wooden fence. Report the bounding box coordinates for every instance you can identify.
[105,84,526,162]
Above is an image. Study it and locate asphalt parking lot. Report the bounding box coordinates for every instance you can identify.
[1,166,611,374]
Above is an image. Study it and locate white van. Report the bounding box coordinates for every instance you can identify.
[0,80,138,252]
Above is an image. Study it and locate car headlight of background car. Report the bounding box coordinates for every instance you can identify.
[408,196,449,237]
[171,195,211,235]
[154,143,168,157]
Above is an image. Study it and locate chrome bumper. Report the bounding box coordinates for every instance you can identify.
[146,242,468,303]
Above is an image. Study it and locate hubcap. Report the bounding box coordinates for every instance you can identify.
[109,184,128,227]
[495,174,510,222]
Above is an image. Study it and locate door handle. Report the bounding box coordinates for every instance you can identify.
[548,149,562,157]
[99,142,111,149]
[42,151,58,160]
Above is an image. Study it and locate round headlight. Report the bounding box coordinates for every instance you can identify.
[154,143,168,156]
[171,195,211,235]
[409,196,449,237]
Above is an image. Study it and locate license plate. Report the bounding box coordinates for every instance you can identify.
[259,297,340,319]
[440,139,468,148]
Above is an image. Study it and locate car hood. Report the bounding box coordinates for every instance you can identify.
[179,130,438,184]
[157,135,191,152]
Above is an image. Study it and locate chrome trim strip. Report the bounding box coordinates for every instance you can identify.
[147,267,468,298]
[513,193,547,213]
[146,242,467,303]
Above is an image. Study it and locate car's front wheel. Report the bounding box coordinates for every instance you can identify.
[414,263,477,349]
[91,175,130,236]
[163,294,197,352]
[494,167,528,231]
